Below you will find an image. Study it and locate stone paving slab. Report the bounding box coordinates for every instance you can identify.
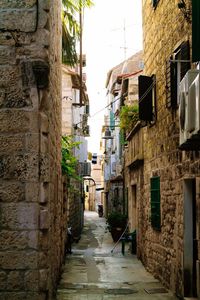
[56,211,179,300]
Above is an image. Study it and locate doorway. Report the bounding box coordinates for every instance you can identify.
[129,184,137,231]
[183,179,197,297]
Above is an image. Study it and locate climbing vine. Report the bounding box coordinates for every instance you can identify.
[119,104,139,133]
[61,135,81,181]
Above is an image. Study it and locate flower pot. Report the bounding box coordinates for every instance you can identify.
[110,227,124,242]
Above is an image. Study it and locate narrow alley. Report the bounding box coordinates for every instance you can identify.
[56,211,178,300]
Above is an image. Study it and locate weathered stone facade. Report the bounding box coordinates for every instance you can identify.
[61,65,89,241]
[132,0,200,298]
[0,1,66,299]
[124,124,144,233]
[104,51,143,217]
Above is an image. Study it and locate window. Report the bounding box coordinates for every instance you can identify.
[110,110,115,131]
[85,104,90,114]
[166,41,190,109]
[152,0,160,8]
[150,176,161,230]
[138,75,156,123]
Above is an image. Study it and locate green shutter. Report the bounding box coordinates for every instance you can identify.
[192,0,200,62]
[110,111,115,131]
[170,60,177,108]
[150,177,161,230]
[124,187,128,216]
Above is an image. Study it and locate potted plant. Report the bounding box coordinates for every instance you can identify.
[106,212,127,242]
[119,104,139,134]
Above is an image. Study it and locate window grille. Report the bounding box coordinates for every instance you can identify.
[166,41,190,109]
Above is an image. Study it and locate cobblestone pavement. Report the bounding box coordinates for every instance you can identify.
[56,211,179,300]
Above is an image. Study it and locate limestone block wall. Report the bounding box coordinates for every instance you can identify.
[67,178,84,240]
[0,1,65,299]
[62,67,73,136]
[140,0,200,297]
[124,127,144,248]
[124,165,144,232]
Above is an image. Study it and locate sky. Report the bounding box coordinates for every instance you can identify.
[83,0,143,154]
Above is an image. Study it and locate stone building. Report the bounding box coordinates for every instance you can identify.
[0,1,66,299]
[102,51,143,216]
[129,0,200,298]
[62,62,90,240]
[86,155,102,212]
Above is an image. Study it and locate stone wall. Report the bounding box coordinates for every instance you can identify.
[124,126,144,244]
[67,177,84,241]
[0,1,66,299]
[139,0,200,297]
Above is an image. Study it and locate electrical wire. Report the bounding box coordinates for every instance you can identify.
[90,79,156,118]
[73,74,156,127]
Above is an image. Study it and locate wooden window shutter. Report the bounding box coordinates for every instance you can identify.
[166,41,190,109]
[166,56,177,109]
[150,176,161,230]
[192,0,200,62]
[170,60,178,108]
[110,111,115,131]
[139,75,153,121]
[166,59,171,108]
[85,104,90,114]
[180,41,190,80]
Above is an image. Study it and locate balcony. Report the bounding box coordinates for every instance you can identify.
[125,122,144,168]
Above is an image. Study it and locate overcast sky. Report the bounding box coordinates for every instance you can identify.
[83,0,143,153]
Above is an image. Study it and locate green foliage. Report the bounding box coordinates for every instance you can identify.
[119,129,127,146]
[62,10,79,66]
[87,151,92,161]
[119,104,139,132]
[62,0,94,66]
[63,0,94,11]
[61,136,81,180]
[106,212,127,229]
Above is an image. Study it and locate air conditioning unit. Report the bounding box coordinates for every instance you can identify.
[188,73,200,136]
[79,162,91,176]
[179,70,200,149]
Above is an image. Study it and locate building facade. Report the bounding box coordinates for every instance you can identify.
[0,1,65,299]
[62,62,90,239]
[134,0,200,298]
[103,52,143,217]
